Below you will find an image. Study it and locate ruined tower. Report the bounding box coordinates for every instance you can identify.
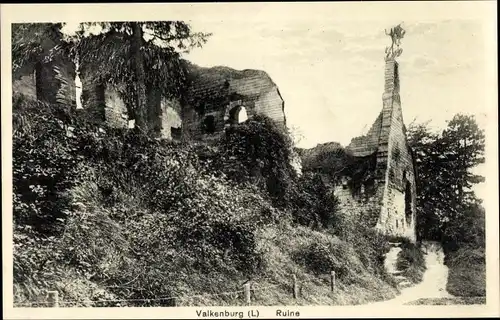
[300,24,417,242]
[374,24,417,242]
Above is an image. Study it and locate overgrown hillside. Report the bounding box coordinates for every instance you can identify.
[13,95,402,307]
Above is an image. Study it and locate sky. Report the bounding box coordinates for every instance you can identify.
[184,19,491,148]
[181,15,494,201]
[58,4,495,201]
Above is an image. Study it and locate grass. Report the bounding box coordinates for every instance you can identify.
[445,245,485,297]
[396,241,426,284]
[174,223,399,307]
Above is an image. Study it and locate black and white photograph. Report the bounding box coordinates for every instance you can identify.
[2,2,498,319]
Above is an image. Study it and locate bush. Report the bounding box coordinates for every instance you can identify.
[396,241,426,283]
[217,115,297,207]
[12,94,90,235]
[293,240,351,279]
[13,99,278,305]
[445,245,485,297]
[442,203,485,255]
[289,172,339,229]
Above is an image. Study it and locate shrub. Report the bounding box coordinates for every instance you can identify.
[445,245,485,297]
[217,115,297,207]
[289,172,339,229]
[13,98,276,305]
[442,203,485,255]
[12,94,89,235]
[396,241,426,283]
[292,239,358,282]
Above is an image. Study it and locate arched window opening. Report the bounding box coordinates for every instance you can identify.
[203,115,216,133]
[228,106,248,125]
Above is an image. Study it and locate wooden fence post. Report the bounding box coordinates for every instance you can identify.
[330,271,336,292]
[292,274,299,299]
[47,291,59,308]
[243,283,251,305]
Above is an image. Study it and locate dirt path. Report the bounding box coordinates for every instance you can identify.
[366,241,454,306]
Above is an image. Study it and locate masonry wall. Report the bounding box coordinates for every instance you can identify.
[54,58,76,107]
[347,112,383,158]
[375,60,417,242]
[182,66,286,141]
[13,56,76,111]
[334,179,385,227]
[104,85,128,129]
[12,63,37,100]
[160,97,182,140]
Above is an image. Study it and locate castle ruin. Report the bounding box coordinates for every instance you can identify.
[12,24,417,242]
[301,24,417,242]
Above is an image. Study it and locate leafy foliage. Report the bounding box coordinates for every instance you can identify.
[299,144,378,196]
[290,172,339,229]
[407,114,485,243]
[12,94,89,234]
[396,241,426,284]
[217,115,298,206]
[12,99,279,305]
[11,23,67,72]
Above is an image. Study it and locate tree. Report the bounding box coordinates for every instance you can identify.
[407,114,485,242]
[66,21,211,134]
[11,23,65,73]
[440,114,486,198]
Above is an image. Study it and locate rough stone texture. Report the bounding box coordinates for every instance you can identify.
[13,57,287,143]
[160,97,182,140]
[182,65,286,140]
[54,57,76,107]
[104,85,128,129]
[12,33,76,109]
[12,63,37,100]
[334,182,385,227]
[300,58,417,242]
[347,113,383,157]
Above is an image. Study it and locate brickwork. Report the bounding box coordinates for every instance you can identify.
[104,85,128,129]
[374,59,417,242]
[182,65,286,140]
[347,112,383,158]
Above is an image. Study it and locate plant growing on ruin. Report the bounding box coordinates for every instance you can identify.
[64,22,211,134]
[11,23,66,73]
[218,114,297,206]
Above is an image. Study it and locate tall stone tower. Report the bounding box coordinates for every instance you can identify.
[373,24,418,242]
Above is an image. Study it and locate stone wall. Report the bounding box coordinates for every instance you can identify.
[54,57,76,107]
[160,97,182,140]
[103,85,128,129]
[375,60,417,242]
[347,112,383,158]
[182,65,286,141]
[12,34,76,109]
[12,63,37,100]
[333,179,385,227]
